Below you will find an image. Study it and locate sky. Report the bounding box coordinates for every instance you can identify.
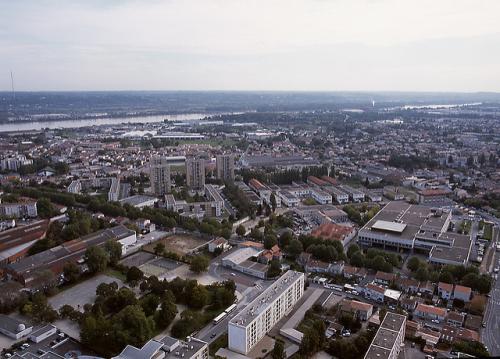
[1,0,500,92]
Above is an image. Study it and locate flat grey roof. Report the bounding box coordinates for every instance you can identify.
[230,270,303,326]
[364,345,392,359]
[372,220,407,233]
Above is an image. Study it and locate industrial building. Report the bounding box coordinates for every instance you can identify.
[0,219,49,266]
[364,312,406,359]
[228,270,305,355]
[5,225,136,286]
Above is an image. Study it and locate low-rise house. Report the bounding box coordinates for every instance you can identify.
[364,283,385,303]
[399,278,420,294]
[405,320,420,338]
[340,299,373,321]
[414,303,446,321]
[418,281,435,297]
[400,296,419,311]
[453,284,472,303]
[374,271,396,286]
[310,222,356,248]
[445,311,465,328]
[343,265,367,280]
[208,237,230,253]
[438,282,454,300]
[441,325,480,344]
[258,245,282,264]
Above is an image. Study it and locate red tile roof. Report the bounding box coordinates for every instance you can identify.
[311,222,354,242]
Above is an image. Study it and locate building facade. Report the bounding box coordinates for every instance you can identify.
[186,158,206,191]
[150,156,171,196]
[228,271,305,355]
[216,154,235,181]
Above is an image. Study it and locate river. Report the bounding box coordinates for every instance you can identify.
[0,113,212,133]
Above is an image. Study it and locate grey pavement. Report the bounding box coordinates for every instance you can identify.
[49,274,125,311]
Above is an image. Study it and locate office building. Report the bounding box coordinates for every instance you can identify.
[150,156,171,196]
[228,271,305,355]
[358,201,472,266]
[186,158,205,191]
[364,312,406,359]
[216,154,235,181]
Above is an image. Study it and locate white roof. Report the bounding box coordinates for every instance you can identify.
[372,220,407,233]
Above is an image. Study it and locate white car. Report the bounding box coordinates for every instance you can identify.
[431,319,440,324]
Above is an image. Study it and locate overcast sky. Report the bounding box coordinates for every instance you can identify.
[1,0,500,92]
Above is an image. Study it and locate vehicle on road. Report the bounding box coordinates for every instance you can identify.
[431,319,440,324]
[225,303,237,314]
[213,312,227,325]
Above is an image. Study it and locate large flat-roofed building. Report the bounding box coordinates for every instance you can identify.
[0,219,49,266]
[113,336,208,359]
[228,270,305,355]
[364,312,406,359]
[358,202,471,266]
[6,225,136,286]
[222,246,267,278]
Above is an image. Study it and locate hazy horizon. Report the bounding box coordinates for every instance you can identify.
[2,0,500,92]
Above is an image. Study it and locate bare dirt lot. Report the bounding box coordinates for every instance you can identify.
[143,234,210,256]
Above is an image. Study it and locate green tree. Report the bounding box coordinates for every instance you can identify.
[272,339,286,359]
[187,284,209,309]
[415,267,429,282]
[236,225,246,236]
[112,305,155,350]
[286,239,303,259]
[140,294,161,316]
[63,262,80,283]
[439,270,454,284]
[155,298,177,328]
[36,197,55,219]
[154,242,165,256]
[350,251,365,267]
[270,193,277,212]
[127,266,144,283]
[85,246,109,273]
[267,259,282,278]
[189,255,209,274]
[105,240,123,266]
[407,257,421,272]
[347,244,360,259]
[264,233,278,249]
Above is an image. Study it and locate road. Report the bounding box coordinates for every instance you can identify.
[482,225,500,356]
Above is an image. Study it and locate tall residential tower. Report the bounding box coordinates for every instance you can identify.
[150,156,171,196]
[216,154,235,181]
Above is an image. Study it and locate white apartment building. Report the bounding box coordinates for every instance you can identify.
[364,312,406,359]
[0,202,38,218]
[228,271,305,355]
[279,191,300,207]
[311,188,332,205]
[339,185,365,202]
[326,186,349,204]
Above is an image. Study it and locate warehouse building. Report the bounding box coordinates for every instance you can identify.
[228,270,305,355]
[5,225,136,286]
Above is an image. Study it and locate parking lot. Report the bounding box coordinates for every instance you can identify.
[49,274,125,312]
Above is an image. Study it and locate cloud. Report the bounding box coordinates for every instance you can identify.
[0,0,499,91]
